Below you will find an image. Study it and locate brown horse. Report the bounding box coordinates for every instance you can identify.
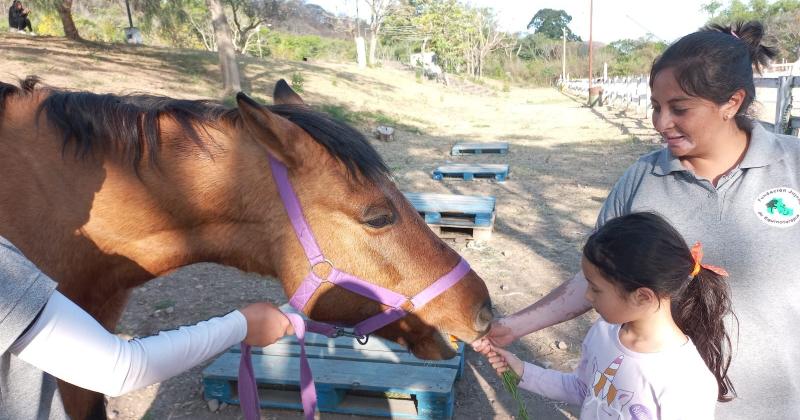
[0,77,492,419]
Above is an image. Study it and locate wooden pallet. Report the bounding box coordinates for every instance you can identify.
[432,164,509,182]
[203,306,465,419]
[404,192,496,241]
[450,142,509,156]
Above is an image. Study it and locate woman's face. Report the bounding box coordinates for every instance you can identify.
[650,68,735,158]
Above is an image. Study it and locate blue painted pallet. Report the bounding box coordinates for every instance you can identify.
[450,142,509,156]
[404,192,495,227]
[432,164,509,182]
[203,306,465,419]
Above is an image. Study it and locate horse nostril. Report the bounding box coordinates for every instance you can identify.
[474,301,493,332]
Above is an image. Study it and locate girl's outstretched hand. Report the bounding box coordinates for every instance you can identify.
[239,302,295,347]
[474,338,524,377]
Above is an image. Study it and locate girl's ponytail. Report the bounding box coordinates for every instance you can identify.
[673,267,737,401]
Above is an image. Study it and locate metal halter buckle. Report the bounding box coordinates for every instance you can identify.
[332,327,370,345]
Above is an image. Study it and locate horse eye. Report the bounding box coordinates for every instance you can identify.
[365,214,393,228]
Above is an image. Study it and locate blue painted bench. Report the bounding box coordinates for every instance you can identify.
[450,142,509,156]
[432,164,509,182]
[404,192,496,241]
[203,305,465,419]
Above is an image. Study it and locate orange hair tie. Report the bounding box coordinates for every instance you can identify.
[690,242,729,278]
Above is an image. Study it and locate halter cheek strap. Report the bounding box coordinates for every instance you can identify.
[237,155,471,420]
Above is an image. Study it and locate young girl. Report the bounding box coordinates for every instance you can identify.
[478,212,735,419]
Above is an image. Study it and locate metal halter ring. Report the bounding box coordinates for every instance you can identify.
[310,258,334,281]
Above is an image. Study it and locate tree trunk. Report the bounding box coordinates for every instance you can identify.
[206,0,241,96]
[56,0,81,40]
[368,31,378,66]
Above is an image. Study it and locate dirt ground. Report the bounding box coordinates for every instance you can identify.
[1,33,663,419]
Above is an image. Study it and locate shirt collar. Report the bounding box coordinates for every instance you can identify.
[652,123,786,176]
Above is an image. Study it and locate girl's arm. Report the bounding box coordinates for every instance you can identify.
[517,361,587,406]
[10,291,281,397]
[482,345,587,406]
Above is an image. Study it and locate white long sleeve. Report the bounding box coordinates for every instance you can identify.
[10,291,247,397]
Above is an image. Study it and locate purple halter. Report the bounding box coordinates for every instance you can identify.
[238,155,471,420]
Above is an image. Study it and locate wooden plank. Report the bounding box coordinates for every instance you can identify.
[754,77,781,88]
[203,353,458,418]
[204,352,457,394]
[450,142,509,155]
[403,192,496,227]
[428,223,493,242]
[432,164,509,181]
[228,341,464,371]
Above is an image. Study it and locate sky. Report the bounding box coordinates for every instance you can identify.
[305,0,712,44]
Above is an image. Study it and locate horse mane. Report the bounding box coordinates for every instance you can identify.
[0,76,388,180]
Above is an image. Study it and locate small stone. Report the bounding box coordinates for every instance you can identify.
[501,251,507,257]
[107,409,119,419]
[499,284,508,291]
[207,399,220,412]
[153,309,163,317]
[219,402,228,411]
[195,284,203,289]
[139,287,147,293]
[557,341,569,350]
[489,398,495,404]
[165,306,174,314]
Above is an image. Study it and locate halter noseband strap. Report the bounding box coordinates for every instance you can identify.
[238,155,471,420]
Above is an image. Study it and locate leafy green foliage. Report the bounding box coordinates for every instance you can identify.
[603,38,667,76]
[527,8,581,41]
[502,370,529,420]
[702,0,800,60]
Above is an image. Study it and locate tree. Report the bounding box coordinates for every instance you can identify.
[206,0,242,96]
[364,0,397,65]
[702,0,800,60]
[527,8,580,41]
[27,0,82,39]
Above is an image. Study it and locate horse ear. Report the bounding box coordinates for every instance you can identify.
[273,79,306,106]
[236,92,300,167]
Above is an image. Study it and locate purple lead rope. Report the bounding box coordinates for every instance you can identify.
[239,312,316,420]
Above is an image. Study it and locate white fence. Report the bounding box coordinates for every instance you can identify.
[561,75,799,136]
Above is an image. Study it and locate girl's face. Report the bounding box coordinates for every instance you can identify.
[582,256,645,324]
[650,68,737,158]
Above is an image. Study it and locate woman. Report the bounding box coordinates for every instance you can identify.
[8,1,33,33]
[1,235,294,419]
[475,21,799,419]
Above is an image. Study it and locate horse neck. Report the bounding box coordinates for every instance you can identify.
[0,106,286,308]
[81,120,290,284]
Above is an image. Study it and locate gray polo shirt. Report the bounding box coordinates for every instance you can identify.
[0,236,68,420]
[597,123,800,419]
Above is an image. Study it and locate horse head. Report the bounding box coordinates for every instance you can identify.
[224,81,492,359]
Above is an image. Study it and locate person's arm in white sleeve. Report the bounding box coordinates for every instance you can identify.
[9,291,247,397]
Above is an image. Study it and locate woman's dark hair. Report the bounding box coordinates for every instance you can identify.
[583,212,736,402]
[650,21,777,132]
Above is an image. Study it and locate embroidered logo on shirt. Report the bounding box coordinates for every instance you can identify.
[753,187,800,228]
[583,355,635,419]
